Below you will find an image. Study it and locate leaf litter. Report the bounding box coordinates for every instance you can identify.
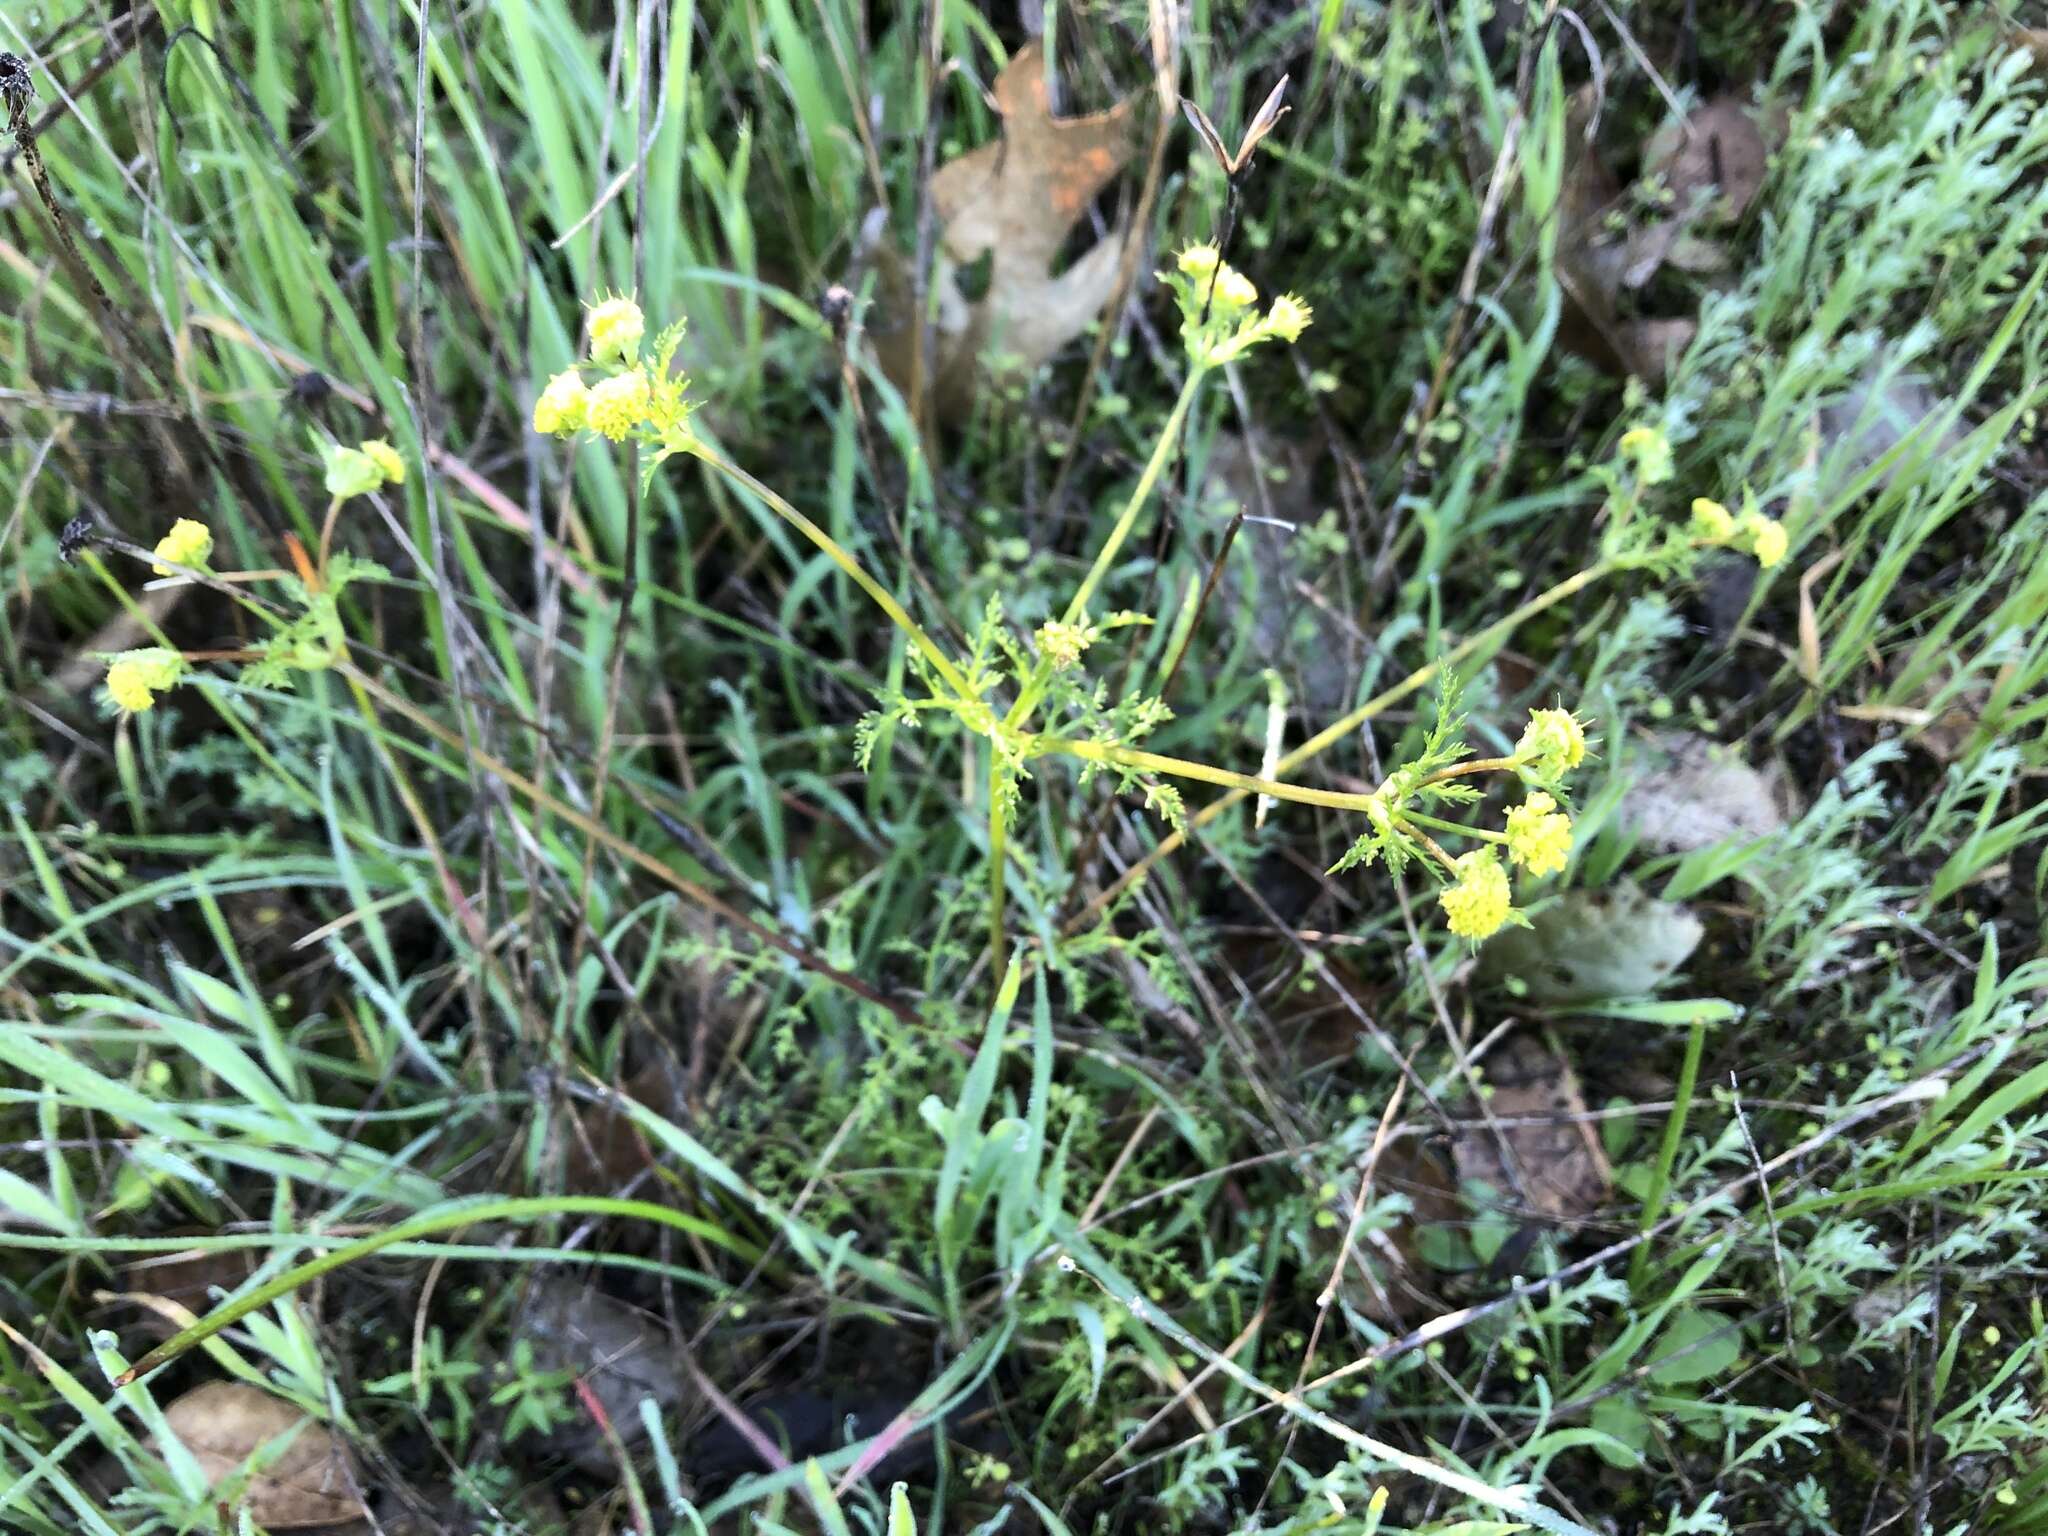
[865,40,1137,422]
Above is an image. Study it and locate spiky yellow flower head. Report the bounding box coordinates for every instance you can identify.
[1036,619,1093,671]
[359,439,405,486]
[533,370,589,435]
[1266,293,1313,343]
[1504,790,1573,877]
[150,518,213,576]
[1690,497,1735,543]
[1617,425,1674,487]
[1177,243,1221,279]
[586,370,652,441]
[103,648,185,714]
[1213,266,1259,310]
[586,295,645,366]
[1518,707,1588,777]
[1746,515,1788,569]
[1439,848,1513,940]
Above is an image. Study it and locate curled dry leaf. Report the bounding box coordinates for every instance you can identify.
[867,40,1137,422]
[155,1381,366,1529]
[1480,881,1704,1004]
[1554,89,1777,383]
[1453,1033,1612,1226]
[1616,730,1797,854]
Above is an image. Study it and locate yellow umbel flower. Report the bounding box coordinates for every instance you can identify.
[533,370,589,435]
[1517,707,1588,776]
[1504,791,1573,877]
[360,439,405,486]
[1747,515,1788,569]
[1036,620,1093,671]
[586,370,652,441]
[1213,266,1259,310]
[1177,244,1221,279]
[1266,293,1313,342]
[1439,848,1513,940]
[1617,425,1674,486]
[587,295,646,365]
[104,648,185,714]
[1690,497,1735,543]
[151,518,213,575]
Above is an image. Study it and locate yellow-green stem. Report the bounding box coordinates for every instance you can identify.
[1004,367,1210,734]
[685,442,973,701]
[988,368,1209,961]
[1038,736,1381,814]
[1061,367,1208,628]
[1414,754,1520,788]
[988,753,1010,975]
[1407,810,1504,843]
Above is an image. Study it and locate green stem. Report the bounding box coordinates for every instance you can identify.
[987,761,1009,974]
[1629,1010,1710,1294]
[1061,367,1209,627]
[1005,367,1210,733]
[685,442,973,701]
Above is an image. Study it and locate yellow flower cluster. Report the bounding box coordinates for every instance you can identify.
[1036,619,1094,671]
[1691,496,1789,569]
[1617,425,1674,487]
[532,296,698,451]
[586,294,645,365]
[322,438,406,501]
[1166,244,1311,365]
[1427,708,1591,941]
[103,647,186,714]
[150,518,213,576]
[1517,707,1588,778]
[1504,791,1573,877]
[1439,848,1512,940]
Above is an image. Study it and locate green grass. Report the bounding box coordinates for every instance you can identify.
[3,0,2047,1532]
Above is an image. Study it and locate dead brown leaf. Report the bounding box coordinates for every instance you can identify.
[155,1382,366,1529]
[1642,96,1769,227]
[869,40,1137,421]
[1452,1033,1611,1226]
[1554,90,1777,383]
[1616,731,1798,853]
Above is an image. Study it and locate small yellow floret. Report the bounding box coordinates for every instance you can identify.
[1617,425,1674,486]
[587,295,646,365]
[1177,244,1221,278]
[104,648,184,714]
[359,439,405,486]
[1439,848,1513,940]
[1748,516,1788,569]
[586,370,652,441]
[533,370,589,434]
[1690,497,1735,543]
[1214,267,1259,309]
[1504,791,1573,877]
[1036,620,1092,671]
[1266,293,1313,342]
[151,518,213,575]
[533,371,589,434]
[1518,707,1588,776]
